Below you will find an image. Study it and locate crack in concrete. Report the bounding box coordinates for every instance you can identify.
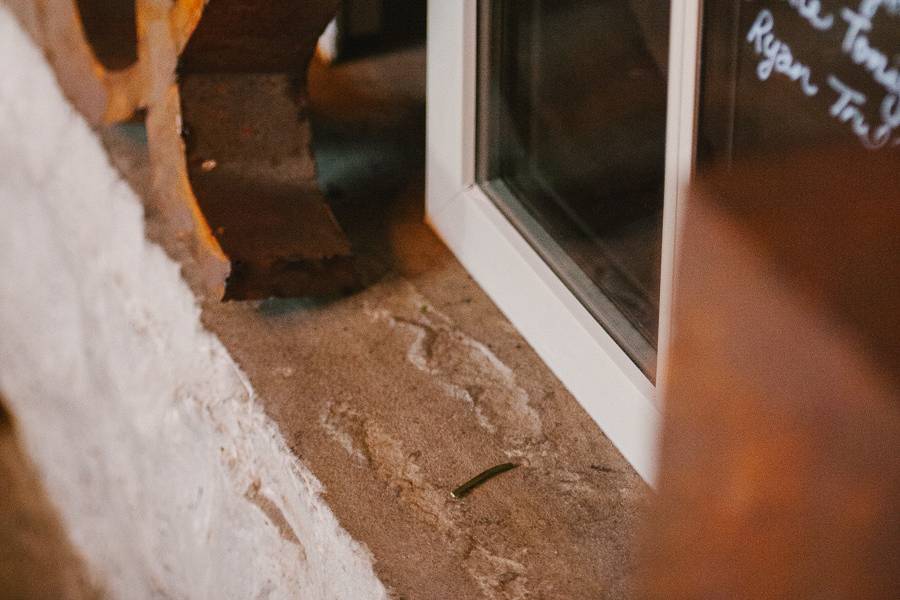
[365,294,544,451]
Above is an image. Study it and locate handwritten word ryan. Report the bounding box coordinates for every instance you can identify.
[747,9,819,96]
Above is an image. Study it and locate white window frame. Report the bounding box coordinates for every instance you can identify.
[425,0,702,484]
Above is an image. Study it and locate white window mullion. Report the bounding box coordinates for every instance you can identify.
[658,0,703,398]
[425,0,478,217]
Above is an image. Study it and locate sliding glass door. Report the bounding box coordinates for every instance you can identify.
[477,1,671,378]
[426,0,695,481]
[427,0,897,482]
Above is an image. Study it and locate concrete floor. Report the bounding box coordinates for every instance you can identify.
[0,43,646,599]
[195,47,648,599]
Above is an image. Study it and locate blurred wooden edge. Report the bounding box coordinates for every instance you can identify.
[5,0,204,123]
[8,0,357,302]
[6,0,229,300]
[638,147,900,599]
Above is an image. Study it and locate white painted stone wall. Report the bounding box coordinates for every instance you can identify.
[0,7,387,599]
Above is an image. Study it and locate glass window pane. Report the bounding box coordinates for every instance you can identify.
[478,1,670,378]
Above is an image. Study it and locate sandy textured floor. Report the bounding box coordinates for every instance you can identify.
[202,256,647,599]
[195,48,649,599]
[92,44,649,599]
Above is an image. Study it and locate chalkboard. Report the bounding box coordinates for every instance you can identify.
[698,0,900,165]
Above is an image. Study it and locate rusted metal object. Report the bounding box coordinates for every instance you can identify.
[640,148,900,598]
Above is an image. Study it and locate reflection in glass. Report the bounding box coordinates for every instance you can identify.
[478,1,670,377]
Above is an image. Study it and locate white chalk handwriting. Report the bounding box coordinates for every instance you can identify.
[744,2,899,150]
[828,76,900,148]
[782,0,835,30]
[841,2,900,95]
[747,9,820,96]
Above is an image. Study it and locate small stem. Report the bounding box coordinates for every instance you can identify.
[450,463,519,499]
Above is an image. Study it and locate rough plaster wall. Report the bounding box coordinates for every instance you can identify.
[0,7,387,599]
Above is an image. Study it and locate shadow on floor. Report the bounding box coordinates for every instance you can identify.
[308,46,441,290]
